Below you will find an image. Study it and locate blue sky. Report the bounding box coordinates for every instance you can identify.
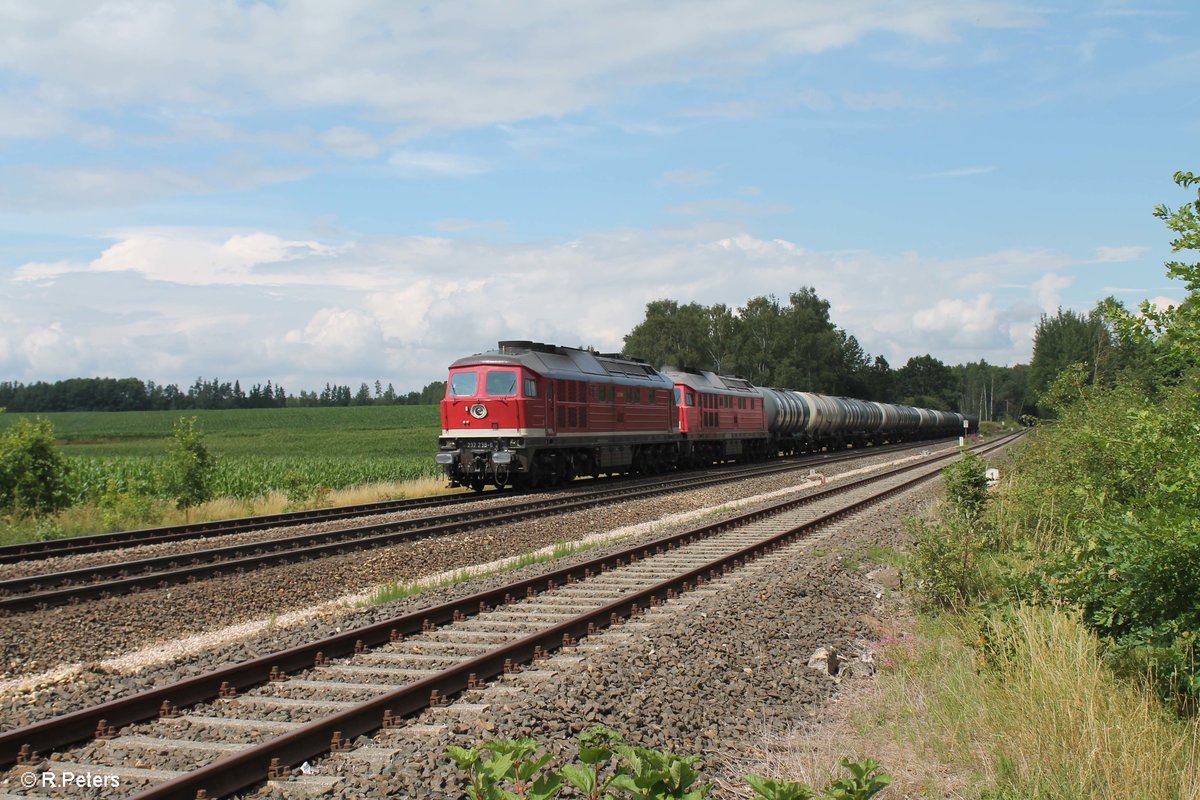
[1,1,1196,393]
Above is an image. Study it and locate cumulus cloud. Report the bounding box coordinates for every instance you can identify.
[1146,295,1181,313]
[16,232,342,286]
[1032,272,1073,311]
[913,294,999,337]
[2,224,1088,388]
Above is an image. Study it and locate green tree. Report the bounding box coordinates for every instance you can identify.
[862,355,895,401]
[419,380,447,404]
[896,354,957,410]
[167,416,215,512]
[1101,170,1200,383]
[623,299,711,369]
[0,415,71,515]
[701,303,739,375]
[772,288,844,391]
[1028,307,1108,410]
[733,295,783,385]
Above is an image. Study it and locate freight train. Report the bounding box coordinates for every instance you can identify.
[435,341,977,491]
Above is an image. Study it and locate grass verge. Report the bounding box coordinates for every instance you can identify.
[850,607,1200,798]
[0,475,462,546]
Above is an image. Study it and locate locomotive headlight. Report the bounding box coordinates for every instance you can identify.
[435,453,456,465]
[492,451,513,465]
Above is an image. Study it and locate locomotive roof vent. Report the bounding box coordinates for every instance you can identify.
[498,340,534,354]
[498,340,567,355]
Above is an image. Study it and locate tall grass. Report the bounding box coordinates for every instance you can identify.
[0,476,460,546]
[857,607,1200,799]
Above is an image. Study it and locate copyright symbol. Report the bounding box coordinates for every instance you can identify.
[20,772,37,788]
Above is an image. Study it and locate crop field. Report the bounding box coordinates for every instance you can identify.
[0,406,444,503]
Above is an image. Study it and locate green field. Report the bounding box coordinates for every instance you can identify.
[0,406,444,503]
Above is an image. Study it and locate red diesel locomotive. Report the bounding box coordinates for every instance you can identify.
[436,341,977,490]
[436,341,678,490]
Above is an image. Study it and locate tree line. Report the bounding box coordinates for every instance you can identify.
[0,376,448,413]
[622,289,1031,418]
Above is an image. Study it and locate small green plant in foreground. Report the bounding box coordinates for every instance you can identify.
[746,758,891,800]
[446,727,892,800]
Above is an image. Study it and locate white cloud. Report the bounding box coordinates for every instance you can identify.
[1146,295,1180,313]
[388,150,489,177]
[913,294,999,336]
[3,224,1091,389]
[0,2,1033,138]
[17,232,341,286]
[274,308,385,371]
[1091,245,1150,263]
[0,164,309,211]
[1032,272,1073,311]
[320,126,381,159]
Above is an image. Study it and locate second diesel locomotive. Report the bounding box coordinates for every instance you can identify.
[435,340,976,490]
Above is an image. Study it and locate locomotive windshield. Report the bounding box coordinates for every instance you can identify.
[449,371,478,397]
[485,370,518,397]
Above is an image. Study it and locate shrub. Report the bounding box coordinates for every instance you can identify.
[0,416,71,515]
[907,512,990,612]
[166,416,215,511]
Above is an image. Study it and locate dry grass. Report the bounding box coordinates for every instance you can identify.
[170,476,463,522]
[1,476,463,543]
[719,607,1200,799]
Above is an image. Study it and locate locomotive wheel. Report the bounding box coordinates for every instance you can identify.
[469,479,486,492]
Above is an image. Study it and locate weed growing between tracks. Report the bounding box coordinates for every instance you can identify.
[364,539,600,607]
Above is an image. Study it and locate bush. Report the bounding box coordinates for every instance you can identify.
[942,450,990,520]
[906,451,996,611]
[907,512,990,612]
[166,416,215,511]
[0,416,71,515]
[999,378,1200,708]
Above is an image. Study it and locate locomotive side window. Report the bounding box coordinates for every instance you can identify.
[485,370,518,397]
[686,391,695,406]
[449,372,478,397]
[523,378,538,398]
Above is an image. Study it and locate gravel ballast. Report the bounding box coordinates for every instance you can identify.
[0,441,998,800]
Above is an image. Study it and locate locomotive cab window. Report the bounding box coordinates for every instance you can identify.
[449,372,478,397]
[485,370,518,397]
[686,391,695,406]
[523,377,538,398]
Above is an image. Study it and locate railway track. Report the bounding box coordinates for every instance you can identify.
[0,433,1019,800]
[0,439,954,567]
[0,440,961,615]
